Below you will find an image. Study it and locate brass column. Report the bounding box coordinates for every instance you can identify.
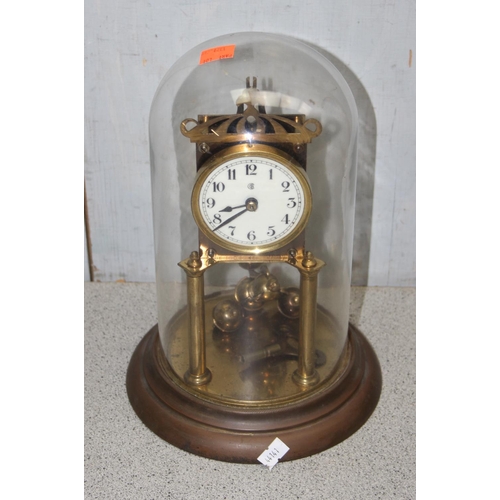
[292,251,325,387]
[178,251,212,386]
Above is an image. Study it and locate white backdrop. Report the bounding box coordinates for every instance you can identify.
[84,0,415,286]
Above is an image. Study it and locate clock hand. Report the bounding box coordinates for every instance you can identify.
[219,204,246,213]
[213,208,248,231]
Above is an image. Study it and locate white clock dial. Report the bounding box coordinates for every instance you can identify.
[192,149,312,253]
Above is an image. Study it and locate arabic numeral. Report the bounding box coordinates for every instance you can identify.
[206,198,215,208]
[247,230,256,241]
[246,164,257,175]
[281,181,290,192]
[213,182,225,192]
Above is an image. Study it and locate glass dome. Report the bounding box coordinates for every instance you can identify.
[149,32,358,405]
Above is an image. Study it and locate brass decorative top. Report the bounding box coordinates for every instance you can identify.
[180,102,322,145]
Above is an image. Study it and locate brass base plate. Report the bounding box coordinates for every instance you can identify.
[126,321,382,464]
[165,295,346,405]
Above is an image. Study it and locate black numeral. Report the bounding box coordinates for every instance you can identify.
[228,169,236,180]
[281,181,290,192]
[228,226,236,236]
[281,214,290,224]
[246,164,257,175]
[247,230,256,241]
[267,226,276,236]
[287,198,297,208]
[269,169,273,180]
[213,182,225,192]
[206,198,215,208]
[213,214,222,224]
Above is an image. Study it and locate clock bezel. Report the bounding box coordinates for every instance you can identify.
[191,143,312,255]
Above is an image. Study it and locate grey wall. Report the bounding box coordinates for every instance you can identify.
[84,0,415,286]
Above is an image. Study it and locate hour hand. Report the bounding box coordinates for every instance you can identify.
[219,204,246,213]
[213,208,248,231]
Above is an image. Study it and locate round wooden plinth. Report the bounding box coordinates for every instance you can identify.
[126,323,381,464]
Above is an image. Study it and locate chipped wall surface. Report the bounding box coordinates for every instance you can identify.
[84,0,415,286]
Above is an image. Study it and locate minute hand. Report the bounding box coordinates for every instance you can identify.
[213,208,248,231]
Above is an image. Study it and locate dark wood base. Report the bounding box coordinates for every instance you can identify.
[126,323,382,464]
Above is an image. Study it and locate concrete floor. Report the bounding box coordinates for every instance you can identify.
[85,283,415,499]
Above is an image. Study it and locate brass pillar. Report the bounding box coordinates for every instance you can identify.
[178,251,212,386]
[292,251,325,387]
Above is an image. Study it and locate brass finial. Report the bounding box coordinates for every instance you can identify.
[187,251,202,269]
[302,251,317,269]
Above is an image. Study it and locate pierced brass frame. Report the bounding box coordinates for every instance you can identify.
[181,102,322,146]
[191,143,313,255]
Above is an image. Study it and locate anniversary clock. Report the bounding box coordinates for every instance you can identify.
[127,33,381,464]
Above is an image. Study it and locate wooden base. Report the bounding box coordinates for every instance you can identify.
[126,323,382,464]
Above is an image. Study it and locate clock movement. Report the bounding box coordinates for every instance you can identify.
[127,33,381,464]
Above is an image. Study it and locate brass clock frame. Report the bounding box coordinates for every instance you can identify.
[191,143,313,255]
[178,85,327,391]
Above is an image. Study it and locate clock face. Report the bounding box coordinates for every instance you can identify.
[192,146,312,254]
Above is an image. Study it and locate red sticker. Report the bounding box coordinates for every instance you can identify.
[199,44,236,65]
